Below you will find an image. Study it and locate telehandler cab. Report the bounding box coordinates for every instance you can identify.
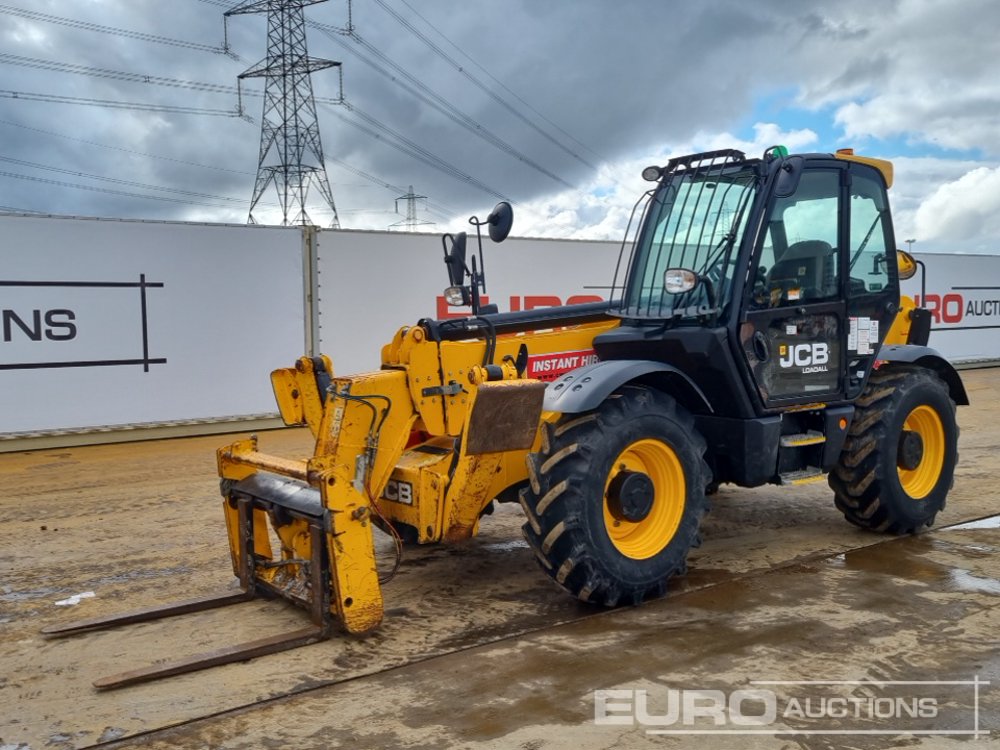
[45,146,966,688]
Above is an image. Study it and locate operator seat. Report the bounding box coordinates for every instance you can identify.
[766,240,836,303]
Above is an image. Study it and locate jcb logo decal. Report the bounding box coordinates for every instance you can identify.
[383,479,413,505]
[779,342,829,370]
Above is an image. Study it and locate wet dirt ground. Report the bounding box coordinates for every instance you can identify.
[2,368,999,749]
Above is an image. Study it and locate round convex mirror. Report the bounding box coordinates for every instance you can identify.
[487,201,513,243]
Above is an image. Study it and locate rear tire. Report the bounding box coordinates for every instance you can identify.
[830,366,958,533]
[520,386,710,606]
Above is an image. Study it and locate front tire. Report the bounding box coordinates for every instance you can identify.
[520,387,710,606]
[830,365,959,533]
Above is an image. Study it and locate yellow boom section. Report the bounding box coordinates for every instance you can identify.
[217,314,619,634]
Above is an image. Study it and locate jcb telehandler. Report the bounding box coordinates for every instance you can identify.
[45,146,966,688]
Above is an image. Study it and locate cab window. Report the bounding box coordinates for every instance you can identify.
[752,170,841,308]
[848,172,892,294]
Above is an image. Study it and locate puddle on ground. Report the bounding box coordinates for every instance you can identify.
[91,565,193,586]
[0,588,58,603]
[480,540,529,552]
[834,539,951,583]
[829,519,1000,597]
[947,515,1000,531]
[949,569,1000,595]
[672,566,736,593]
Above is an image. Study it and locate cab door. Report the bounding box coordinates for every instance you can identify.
[842,164,899,399]
[740,166,849,407]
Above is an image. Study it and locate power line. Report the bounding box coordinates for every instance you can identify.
[0,52,343,108]
[0,169,249,210]
[199,0,513,204]
[0,2,491,220]
[372,0,603,171]
[323,102,511,202]
[0,117,411,205]
[0,118,252,175]
[0,89,239,117]
[324,155,455,218]
[0,111,456,220]
[311,20,574,190]
[0,4,235,58]
[395,0,606,165]
[0,124,444,221]
[0,204,44,214]
[0,154,252,204]
[0,52,231,92]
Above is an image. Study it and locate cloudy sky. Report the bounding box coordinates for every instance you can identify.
[1,0,998,252]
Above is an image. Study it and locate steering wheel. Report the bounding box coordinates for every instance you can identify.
[750,265,771,307]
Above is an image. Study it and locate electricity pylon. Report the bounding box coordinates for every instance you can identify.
[226,0,341,227]
[388,186,434,231]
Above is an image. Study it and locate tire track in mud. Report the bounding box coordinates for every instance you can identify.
[3,370,999,748]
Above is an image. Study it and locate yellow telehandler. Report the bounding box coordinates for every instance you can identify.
[45,146,966,688]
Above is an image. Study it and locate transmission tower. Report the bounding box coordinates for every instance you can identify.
[226,0,341,227]
[388,186,435,231]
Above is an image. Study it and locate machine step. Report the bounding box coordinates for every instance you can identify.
[779,467,826,485]
[780,431,826,448]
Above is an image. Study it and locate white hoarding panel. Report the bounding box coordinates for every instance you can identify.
[902,253,1000,362]
[0,215,305,434]
[315,229,620,374]
[316,234,1000,373]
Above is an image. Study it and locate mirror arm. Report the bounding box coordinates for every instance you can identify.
[470,254,482,316]
[469,216,488,294]
[480,242,487,294]
[699,274,717,310]
[441,232,453,264]
[917,258,926,307]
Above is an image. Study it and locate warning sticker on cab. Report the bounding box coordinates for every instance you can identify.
[849,316,879,355]
[526,349,599,381]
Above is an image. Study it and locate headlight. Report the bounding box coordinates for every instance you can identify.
[444,286,467,306]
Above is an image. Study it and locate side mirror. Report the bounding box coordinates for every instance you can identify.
[773,155,804,198]
[486,202,513,243]
[897,249,918,280]
[663,268,700,294]
[443,232,468,286]
[437,203,512,319]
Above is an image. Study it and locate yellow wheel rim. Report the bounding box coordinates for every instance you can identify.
[603,438,685,560]
[897,405,945,500]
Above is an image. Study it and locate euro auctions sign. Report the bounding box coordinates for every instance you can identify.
[593,677,989,738]
[902,252,1000,363]
[912,292,1000,326]
[0,214,305,435]
[0,276,166,373]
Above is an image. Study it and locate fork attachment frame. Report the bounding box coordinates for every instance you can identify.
[41,494,334,691]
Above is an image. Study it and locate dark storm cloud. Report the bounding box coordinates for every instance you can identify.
[0,0,791,223]
[0,0,998,237]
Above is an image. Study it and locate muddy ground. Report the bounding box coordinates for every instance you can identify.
[1,368,998,749]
